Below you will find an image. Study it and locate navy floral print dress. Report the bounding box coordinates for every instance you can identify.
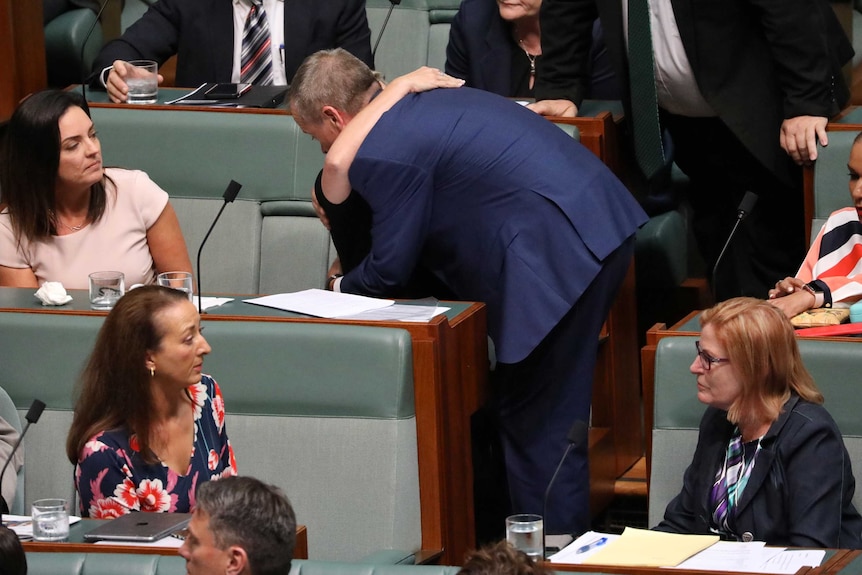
[74,375,237,518]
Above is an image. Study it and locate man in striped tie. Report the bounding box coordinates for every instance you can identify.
[92,0,374,103]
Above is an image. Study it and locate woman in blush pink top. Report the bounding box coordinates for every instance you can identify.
[0,90,191,289]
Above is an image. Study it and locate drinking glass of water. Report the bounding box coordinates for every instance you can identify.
[126,60,158,104]
[32,498,70,542]
[157,271,194,301]
[506,514,544,560]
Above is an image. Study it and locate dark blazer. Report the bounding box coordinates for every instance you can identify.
[341,87,647,364]
[445,0,617,99]
[537,0,853,186]
[91,0,373,87]
[657,395,862,549]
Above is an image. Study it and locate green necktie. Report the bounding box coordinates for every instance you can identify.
[627,0,665,179]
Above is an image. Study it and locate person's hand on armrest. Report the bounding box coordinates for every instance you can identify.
[106,60,165,104]
[527,99,577,117]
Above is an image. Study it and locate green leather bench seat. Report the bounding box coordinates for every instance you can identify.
[811,130,858,238]
[0,312,420,561]
[25,555,464,575]
[648,335,862,527]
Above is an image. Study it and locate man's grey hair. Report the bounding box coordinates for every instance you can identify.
[195,476,297,575]
[288,48,380,124]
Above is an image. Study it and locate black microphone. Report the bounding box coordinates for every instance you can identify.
[196,181,242,314]
[79,0,111,102]
[711,191,759,302]
[0,399,46,517]
[542,420,588,556]
[371,0,402,61]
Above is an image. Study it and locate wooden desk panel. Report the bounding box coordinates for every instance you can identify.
[23,523,308,558]
[0,0,47,122]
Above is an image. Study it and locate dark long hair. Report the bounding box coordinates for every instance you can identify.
[66,286,190,465]
[0,89,110,241]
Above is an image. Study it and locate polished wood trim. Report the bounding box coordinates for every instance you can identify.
[23,524,308,558]
[0,0,47,122]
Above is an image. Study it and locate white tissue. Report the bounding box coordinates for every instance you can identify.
[34,282,73,306]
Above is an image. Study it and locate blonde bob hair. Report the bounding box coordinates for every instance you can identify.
[700,297,822,426]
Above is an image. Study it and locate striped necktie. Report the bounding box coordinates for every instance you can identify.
[627,0,665,179]
[240,0,273,85]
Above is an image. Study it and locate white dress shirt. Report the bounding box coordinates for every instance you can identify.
[232,0,287,85]
[622,0,716,117]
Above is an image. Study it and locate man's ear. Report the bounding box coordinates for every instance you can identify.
[224,545,249,575]
[322,105,348,130]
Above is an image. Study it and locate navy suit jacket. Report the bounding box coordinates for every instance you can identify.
[341,88,647,364]
[657,396,862,549]
[446,0,617,99]
[538,0,853,186]
[91,0,373,87]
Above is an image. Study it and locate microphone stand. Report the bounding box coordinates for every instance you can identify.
[0,400,46,519]
[196,181,242,314]
[79,0,111,102]
[542,420,588,557]
[711,191,758,302]
[372,0,402,60]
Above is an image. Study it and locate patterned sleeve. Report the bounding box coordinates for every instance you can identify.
[75,433,139,518]
[209,376,238,477]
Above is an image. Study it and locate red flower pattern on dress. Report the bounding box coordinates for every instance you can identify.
[89,497,127,519]
[188,383,207,421]
[137,478,172,512]
[75,376,232,517]
[228,443,237,475]
[211,392,225,432]
[114,478,140,510]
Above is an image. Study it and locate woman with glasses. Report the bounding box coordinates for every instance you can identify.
[655,297,862,548]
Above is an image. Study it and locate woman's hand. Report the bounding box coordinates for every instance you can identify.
[386,67,465,97]
[768,276,807,300]
[767,288,816,318]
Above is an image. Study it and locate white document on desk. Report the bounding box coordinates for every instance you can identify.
[757,549,826,574]
[3,514,82,540]
[549,530,621,563]
[94,535,184,548]
[339,304,450,322]
[673,541,783,571]
[245,289,394,318]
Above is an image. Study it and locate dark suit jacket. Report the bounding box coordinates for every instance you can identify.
[91,0,373,87]
[445,0,617,99]
[341,87,647,364]
[657,395,862,549]
[537,0,853,186]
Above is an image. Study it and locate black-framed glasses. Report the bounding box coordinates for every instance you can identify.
[695,341,730,371]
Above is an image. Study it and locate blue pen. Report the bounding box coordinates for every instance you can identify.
[575,536,607,554]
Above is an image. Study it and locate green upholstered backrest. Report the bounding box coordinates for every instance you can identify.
[366,0,463,80]
[812,130,857,237]
[44,8,103,88]
[0,310,420,559]
[649,334,862,527]
[91,108,322,202]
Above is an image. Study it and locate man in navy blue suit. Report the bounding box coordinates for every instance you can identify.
[289,49,647,535]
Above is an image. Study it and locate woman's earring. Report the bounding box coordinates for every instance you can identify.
[150,366,155,377]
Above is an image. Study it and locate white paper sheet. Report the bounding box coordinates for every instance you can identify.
[244,289,394,318]
[338,304,450,322]
[757,550,826,574]
[94,535,185,548]
[549,530,621,563]
[198,296,233,311]
[673,541,783,571]
[3,514,82,540]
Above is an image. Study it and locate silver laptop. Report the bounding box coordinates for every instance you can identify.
[83,512,191,542]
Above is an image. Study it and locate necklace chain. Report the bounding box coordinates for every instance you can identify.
[50,210,87,232]
[518,39,539,77]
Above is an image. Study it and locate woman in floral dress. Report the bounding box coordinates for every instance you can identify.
[66,285,237,518]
